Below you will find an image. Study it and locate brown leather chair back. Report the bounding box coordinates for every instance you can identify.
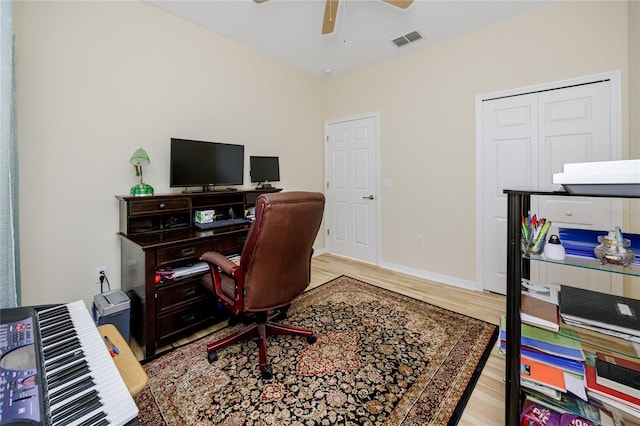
[240,191,324,312]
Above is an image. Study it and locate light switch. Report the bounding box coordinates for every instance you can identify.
[382,179,391,189]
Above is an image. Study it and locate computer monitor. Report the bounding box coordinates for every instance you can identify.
[250,156,280,189]
[170,138,244,191]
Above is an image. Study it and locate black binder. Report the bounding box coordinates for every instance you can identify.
[560,285,640,337]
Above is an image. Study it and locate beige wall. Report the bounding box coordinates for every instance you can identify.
[626,1,640,298]
[322,1,633,286]
[14,1,324,307]
[14,1,638,307]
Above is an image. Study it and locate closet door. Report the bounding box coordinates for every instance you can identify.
[481,94,538,295]
[534,82,621,293]
[480,79,620,295]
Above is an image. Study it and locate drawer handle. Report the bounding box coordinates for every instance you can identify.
[181,313,196,322]
[159,203,166,209]
[183,288,196,297]
[565,210,573,217]
[181,247,196,256]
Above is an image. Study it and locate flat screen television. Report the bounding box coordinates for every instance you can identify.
[170,138,244,190]
[250,156,280,188]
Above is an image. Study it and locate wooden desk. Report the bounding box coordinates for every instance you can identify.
[98,324,148,395]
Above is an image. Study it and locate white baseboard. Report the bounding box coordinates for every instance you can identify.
[312,247,328,257]
[378,260,479,292]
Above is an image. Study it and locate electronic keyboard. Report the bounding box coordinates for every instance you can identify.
[0,301,138,425]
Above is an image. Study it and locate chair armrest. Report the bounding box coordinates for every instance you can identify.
[200,251,245,312]
[200,251,239,277]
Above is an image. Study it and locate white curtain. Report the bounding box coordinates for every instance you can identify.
[1,0,20,308]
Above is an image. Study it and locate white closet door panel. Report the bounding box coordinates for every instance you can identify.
[534,82,619,293]
[481,94,538,294]
[479,78,620,294]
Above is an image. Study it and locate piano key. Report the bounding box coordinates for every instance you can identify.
[36,301,138,426]
[41,319,75,337]
[51,388,99,419]
[59,301,139,425]
[77,412,108,426]
[45,349,85,372]
[37,304,69,320]
[52,393,103,425]
[44,337,81,360]
[49,376,95,406]
[46,359,89,388]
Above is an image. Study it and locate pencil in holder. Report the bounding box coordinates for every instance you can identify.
[521,238,546,256]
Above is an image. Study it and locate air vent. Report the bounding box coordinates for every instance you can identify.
[391,30,423,48]
[392,37,410,48]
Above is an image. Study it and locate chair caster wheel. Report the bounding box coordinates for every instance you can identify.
[306,335,317,344]
[261,367,273,380]
[207,352,218,364]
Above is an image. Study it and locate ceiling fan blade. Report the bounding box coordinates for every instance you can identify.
[382,0,413,9]
[321,0,339,35]
[253,0,269,3]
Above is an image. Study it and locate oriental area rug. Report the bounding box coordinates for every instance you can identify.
[134,276,498,425]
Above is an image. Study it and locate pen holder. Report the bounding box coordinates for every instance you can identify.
[521,238,545,256]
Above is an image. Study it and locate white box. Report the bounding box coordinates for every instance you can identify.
[194,209,215,224]
[553,159,640,196]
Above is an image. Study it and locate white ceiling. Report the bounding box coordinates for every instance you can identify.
[147,0,551,79]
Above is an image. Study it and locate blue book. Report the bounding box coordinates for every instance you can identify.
[558,228,640,264]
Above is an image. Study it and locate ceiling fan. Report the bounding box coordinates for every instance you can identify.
[254,0,414,35]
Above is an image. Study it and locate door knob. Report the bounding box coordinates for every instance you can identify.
[363,195,375,200]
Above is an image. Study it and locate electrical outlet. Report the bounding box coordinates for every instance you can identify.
[415,234,423,246]
[95,266,108,284]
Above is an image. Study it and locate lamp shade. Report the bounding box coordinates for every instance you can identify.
[130,148,150,167]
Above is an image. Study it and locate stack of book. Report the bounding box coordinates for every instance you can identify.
[499,315,586,396]
[552,285,640,424]
[584,352,640,423]
[560,285,640,343]
[499,316,600,424]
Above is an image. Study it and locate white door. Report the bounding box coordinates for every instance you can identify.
[481,94,538,294]
[534,84,621,292]
[479,76,621,295]
[325,114,378,263]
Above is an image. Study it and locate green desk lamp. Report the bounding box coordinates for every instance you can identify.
[130,148,154,196]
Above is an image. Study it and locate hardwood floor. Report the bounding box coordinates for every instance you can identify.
[134,253,507,425]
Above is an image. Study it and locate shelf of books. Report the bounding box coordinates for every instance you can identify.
[505,279,640,426]
[503,187,640,426]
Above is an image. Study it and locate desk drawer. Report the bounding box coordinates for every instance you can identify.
[157,278,209,313]
[156,298,215,343]
[157,240,214,266]
[129,198,190,216]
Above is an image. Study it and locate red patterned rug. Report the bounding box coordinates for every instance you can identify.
[134,276,498,425]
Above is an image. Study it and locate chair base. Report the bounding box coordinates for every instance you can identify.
[206,311,315,379]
